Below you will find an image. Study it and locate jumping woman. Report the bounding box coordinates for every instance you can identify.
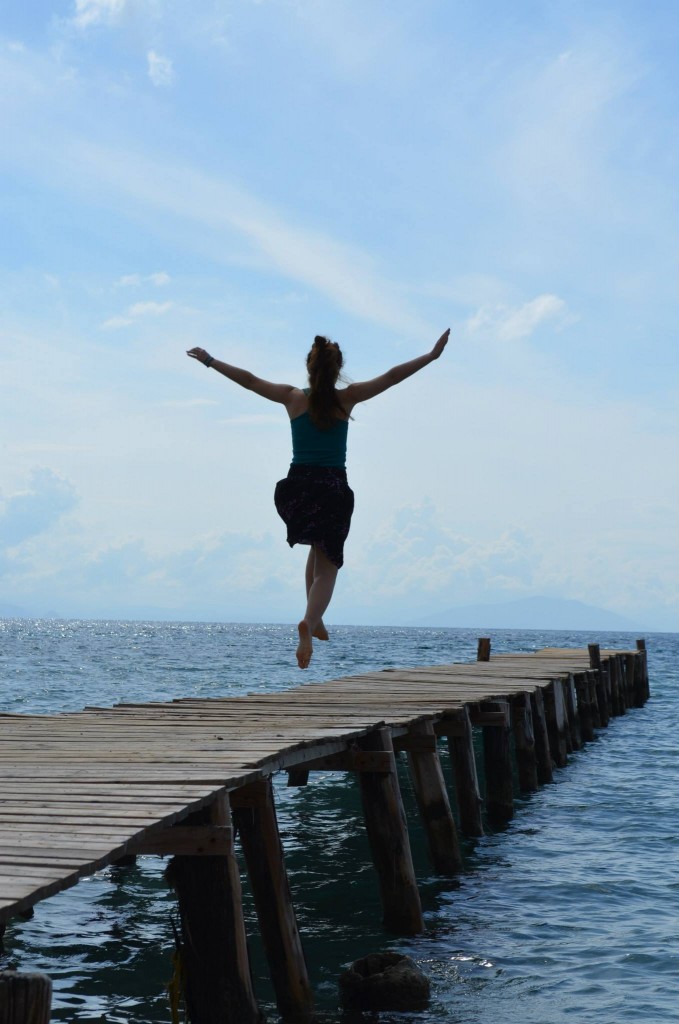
[187,329,449,668]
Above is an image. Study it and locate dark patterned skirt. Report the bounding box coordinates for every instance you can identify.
[274,465,355,569]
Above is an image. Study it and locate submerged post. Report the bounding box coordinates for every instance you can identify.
[510,692,538,792]
[0,972,52,1024]
[530,688,553,784]
[356,727,424,935]
[543,681,569,767]
[573,672,595,742]
[589,644,610,725]
[481,701,514,827]
[168,794,262,1024]
[405,720,462,874]
[231,778,314,1023]
[443,707,484,836]
[636,639,650,704]
[564,676,582,750]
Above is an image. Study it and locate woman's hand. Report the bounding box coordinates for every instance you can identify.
[430,329,450,360]
[187,347,213,366]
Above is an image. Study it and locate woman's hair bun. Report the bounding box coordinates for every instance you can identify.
[313,335,328,348]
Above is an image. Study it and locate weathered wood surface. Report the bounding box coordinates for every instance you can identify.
[0,647,642,922]
[0,971,52,1024]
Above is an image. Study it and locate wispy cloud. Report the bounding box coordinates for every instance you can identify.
[69,143,433,338]
[128,300,173,316]
[466,294,571,342]
[117,272,170,288]
[0,469,78,552]
[147,50,174,87]
[101,300,173,329]
[72,0,128,30]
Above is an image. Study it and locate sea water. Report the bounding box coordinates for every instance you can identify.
[0,620,677,1023]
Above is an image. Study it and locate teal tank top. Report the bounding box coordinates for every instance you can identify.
[290,404,349,468]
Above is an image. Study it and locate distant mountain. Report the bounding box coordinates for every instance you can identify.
[0,601,33,618]
[415,596,648,632]
[0,602,61,619]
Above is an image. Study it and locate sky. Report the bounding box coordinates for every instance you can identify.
[1,0,677,630]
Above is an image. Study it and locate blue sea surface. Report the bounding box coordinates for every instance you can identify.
[0,621,677,1023]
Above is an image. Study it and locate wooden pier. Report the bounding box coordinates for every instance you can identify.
[0,640,650,1023]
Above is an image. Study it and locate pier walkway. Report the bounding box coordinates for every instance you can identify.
[0,641,650,1023]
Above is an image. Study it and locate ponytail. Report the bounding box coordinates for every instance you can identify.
[306,336,348,429]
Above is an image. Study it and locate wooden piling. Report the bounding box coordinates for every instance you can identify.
[232,779,313,1022]
[477,637,491,662]
[633,643,646,706]
[589,645,610,727]
[636,639,650,703]
[168,794,262,1024]
[564,676,582,750]
[573,672,595,742]
[510,692,538,792]
[405,721,462,874]
[481,701,514,827]
[356,728,424,935]
[609,656,624,716]
[444,707,484,836]
[0,972,52,1024]
[530,687,553,783]
[586,669,602,728]
[543,681,568,768]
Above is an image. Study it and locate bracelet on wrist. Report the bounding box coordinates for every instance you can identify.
[204,356,214,368]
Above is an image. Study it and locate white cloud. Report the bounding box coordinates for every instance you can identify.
[0,469,78,553]
[117,272,170,288]
[147,50,174,87]
[101,299,172,328]
[72,0,127,29]
[466,294,570,342]
[101,315,133,330]
[128,300,173,316]
[148,271,170,286]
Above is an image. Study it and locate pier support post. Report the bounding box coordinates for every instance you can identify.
[573,672,594,742]
[626,655,639,704]
[510,692,538,792]
[477,637,491,662]
[444,708,484,836]
[636,639,650,703]
[357,728,424,935]
[168,794,261,1024]
[530,688,553,784]
[609,656,624,716]
[231,778,314,1023]
[481,701,514,827]
[0,972,52,1024]
[586,669,602,728]
[628,651,643,708]
[405,721,462,874]
[543,682,568,768]
[589,645,610,725]
[564,676,582,750]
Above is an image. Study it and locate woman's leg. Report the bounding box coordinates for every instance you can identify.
[297,546,338,669]
[305,548,329,641]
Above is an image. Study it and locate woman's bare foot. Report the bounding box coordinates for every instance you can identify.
[313,620,329,641]
[296,620,313,669]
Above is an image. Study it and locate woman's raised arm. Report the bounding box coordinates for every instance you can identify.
[187,347,297,405]
[343,329,449,406]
